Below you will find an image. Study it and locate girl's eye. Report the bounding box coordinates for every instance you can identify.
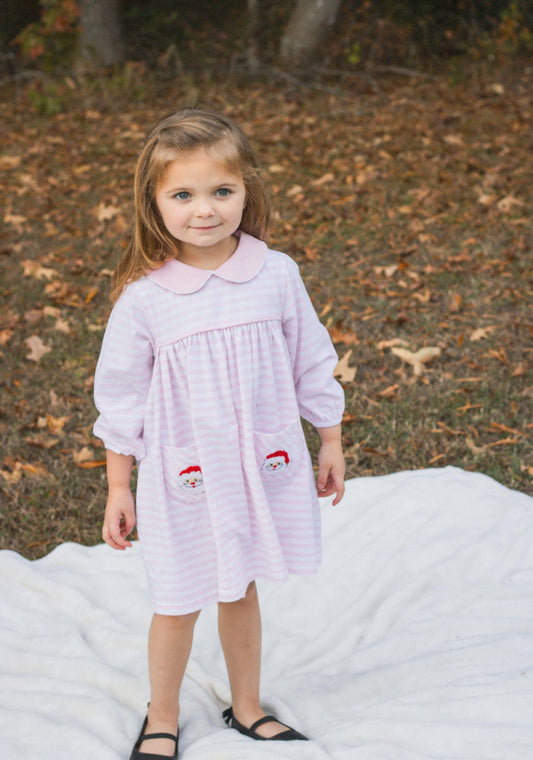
[174,191,190,200]
[215,188,232,197]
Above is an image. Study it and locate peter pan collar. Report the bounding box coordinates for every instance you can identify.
[147,231,267,295]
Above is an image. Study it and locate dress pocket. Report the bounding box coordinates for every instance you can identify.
[254,419,305,482]
[163,443,206,505]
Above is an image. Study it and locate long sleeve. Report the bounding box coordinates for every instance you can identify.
[281,259,345,427]
[93,285,155,460]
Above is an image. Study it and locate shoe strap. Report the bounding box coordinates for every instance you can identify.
[140,731,178,742]
[250,715,281,732]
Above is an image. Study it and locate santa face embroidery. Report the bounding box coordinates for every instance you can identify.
[262,450,290,475]
[178,465,205,495]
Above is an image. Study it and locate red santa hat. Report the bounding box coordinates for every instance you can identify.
[179,465,202,476]
[265,450,289,463]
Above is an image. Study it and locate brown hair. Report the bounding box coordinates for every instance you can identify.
[110,108,271,302]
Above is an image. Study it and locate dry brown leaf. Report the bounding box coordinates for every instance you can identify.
[466,437,486,455]
[0,461,50,483]
[444,134,464,146]
[478,193,496,206]
[391,346,441,376]
[470,326,497,342]
[374,264,398,278]
[378,384,400,398]
[287,184,303,197]
[54,317,72,334]
[20,462,50,477]
[24,335,52,362]
[96,202,120,222]
[26,434,60,450]
[22,260,58,280]
[0,463,23,484]
[334,349,357,383]
[311,172,334,187]
[329,326,359,345]
[76,459,107,469]
[0,155,22,169]
[0,328,14,346]
[497,194,524,213]
[377,338,410,352]
[37,414,69,435]
[4,212,27,227]
[488,421,523,437]
[43,306,61,318]
[73,446,95,464]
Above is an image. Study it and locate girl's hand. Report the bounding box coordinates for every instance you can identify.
[316,425,345,506]
[102,486,136,550]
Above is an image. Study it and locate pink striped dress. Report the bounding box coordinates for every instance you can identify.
[94,232,344,614]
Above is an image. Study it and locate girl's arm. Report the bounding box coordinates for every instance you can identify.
[102,450,136,550]
[316,424,345,506]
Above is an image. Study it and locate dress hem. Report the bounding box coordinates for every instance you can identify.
[148,565,321,615]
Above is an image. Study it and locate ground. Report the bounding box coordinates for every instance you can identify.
[0,62,531,558]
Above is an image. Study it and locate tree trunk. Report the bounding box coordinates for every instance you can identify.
[78,0,124,68]
[279,0,343,71]
[247,0,261,71]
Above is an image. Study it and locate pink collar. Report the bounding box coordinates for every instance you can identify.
[147,232,267,294]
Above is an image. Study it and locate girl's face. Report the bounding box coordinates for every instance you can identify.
[155,147,247,269]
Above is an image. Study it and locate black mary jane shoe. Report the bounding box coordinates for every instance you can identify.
[129,715,179,760]
[222,706,308,741]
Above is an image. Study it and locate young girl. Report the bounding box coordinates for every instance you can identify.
[94,108,345,759]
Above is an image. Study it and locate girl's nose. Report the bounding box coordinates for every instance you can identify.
[195,198,215,217]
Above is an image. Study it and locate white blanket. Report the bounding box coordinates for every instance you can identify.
[1,466,533,759]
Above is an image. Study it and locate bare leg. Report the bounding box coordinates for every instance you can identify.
[218,581,287,738]
[139,611,200,755]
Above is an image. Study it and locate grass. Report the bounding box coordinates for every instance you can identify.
[0,63,532,559]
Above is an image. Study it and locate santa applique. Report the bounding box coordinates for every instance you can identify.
[178,465,205,495]
[262,450,290,475]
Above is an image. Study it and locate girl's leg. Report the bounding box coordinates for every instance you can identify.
[217,581,287,739]
[140,610,200,755]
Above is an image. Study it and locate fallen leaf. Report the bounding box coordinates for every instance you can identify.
[4,212,27,227]
[374,264,398,277]
[96,202,120,222]
[466,437,486,455]
[0,155,22,169]
[497,194,524,213]
[377,338,410,352]
[488,421,524,437]
[25,435,60,449]
[0,461,50,483]
[444,134,464,146]
[54,317,72,334]
[378,383,399,398]
[20,462,50,477]
[73,446,95,464]
[470,326,497,341]
[478,193,496,206]
[334,349,357,383]
[38,414,69,435]
[21,260,58,280]
[390,346,441,376]
[311,172,334,187]
[24,335,52,362]
[0,463,23,484]
[0,328,14,346]
[329,326,359,345]
[287,184,303,197]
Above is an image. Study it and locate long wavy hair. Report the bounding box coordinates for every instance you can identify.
[110,108,271,303]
